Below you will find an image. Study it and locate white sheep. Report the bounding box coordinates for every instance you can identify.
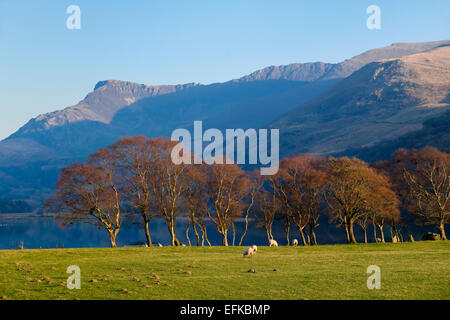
[292,239,298,247]
[243,247,254,257]
[269,239,278,247]
[252,245,257,253]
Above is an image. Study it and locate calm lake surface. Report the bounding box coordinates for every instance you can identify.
[0,214,440,249]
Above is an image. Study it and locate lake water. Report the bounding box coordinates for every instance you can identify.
[0,214,441,249]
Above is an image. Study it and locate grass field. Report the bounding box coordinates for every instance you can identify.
[0,241,449,300]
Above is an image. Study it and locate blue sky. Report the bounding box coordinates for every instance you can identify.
[0,0,449,140]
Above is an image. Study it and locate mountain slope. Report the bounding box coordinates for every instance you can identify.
[339,110,450,162]
[238,40,450,82]
[322,40,450,80]
[272,45,450,156]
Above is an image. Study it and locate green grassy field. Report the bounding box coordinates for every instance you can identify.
[0,242,449,300]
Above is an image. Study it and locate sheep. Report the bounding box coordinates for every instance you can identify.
[292,239,298,247]
[269,239,278,247]
[251,245,257,253]
[243,247,254,257]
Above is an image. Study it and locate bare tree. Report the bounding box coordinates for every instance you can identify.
[254,186,280,243]
[272,155,327,245]
[47,148,123,248]
[148,138,189,246]
[326,157,398,244]
[109,136,156,246]
[182,163,212,246]
[401,148,450,240]
[238,171,261,246]
[203,162,249,246]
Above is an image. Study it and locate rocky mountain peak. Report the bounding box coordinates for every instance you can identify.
[9,80,201,138]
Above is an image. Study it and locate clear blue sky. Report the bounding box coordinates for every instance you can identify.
[0,0,449,139]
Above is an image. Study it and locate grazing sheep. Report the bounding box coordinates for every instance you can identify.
[252,245,257,253]
[269,239,278,247]
[243,247,254,257]
[292,239,298,247]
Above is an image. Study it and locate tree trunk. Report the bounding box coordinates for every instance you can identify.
[345,222,357,244]
[344,224,350,243]
[311,230,317,245]
[309,226,317,245]
[438,222,447,240]
[193,224,200,246]
[200,225,205,246]
[363,228,367,243]
[204,229,212,247]
[200,224,211,247]
[186,223,191,246]
[239,212,250,246]
[232,223,236,246]
[222,230,228,246]
[373,222,377,242]
[377,225,385,243]
[108,229,117,248]
[168,219,180,246]
[285,223,290,246]
[266,228,271,244]
[144,220,152,247]
[299,228,307,246]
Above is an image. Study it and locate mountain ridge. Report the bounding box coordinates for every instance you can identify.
[236,40,450,82]
[271,45,450,157]
[10,40,449,140]
[13,81,201,137]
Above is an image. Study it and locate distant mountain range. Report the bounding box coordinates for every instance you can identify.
[0,40,449,209]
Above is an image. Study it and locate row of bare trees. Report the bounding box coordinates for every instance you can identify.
[254,155,400,245]
[47,137,250,247]
[374,147,449,240]
[47,137,449,247]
